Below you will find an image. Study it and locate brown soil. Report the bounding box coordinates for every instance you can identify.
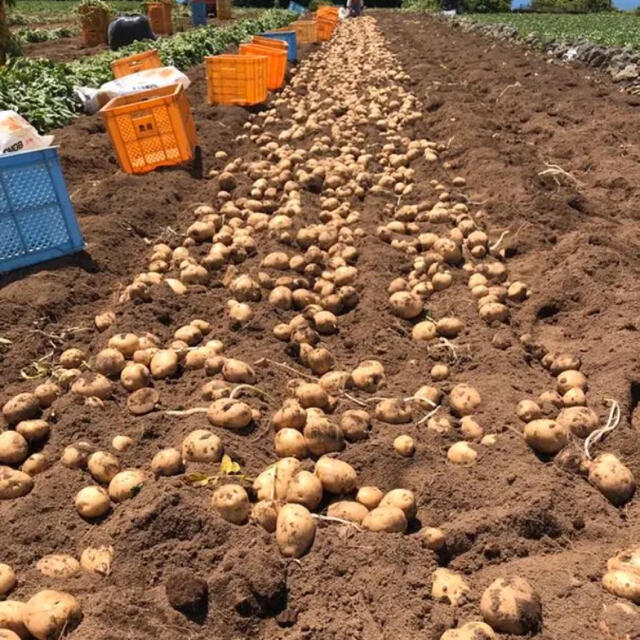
[2,13,640,640]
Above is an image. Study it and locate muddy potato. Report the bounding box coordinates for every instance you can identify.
[412,320,437,342]
[421,527,446,551]
[556,406,599,438]
[34,383,61,408]
[394,435,415,457]
[94,348,126,377]
[0,601,27,639]
[80,546,113,576]
[357,486,383,510]
[0,564,16,595]
[71,373,113,400]
[182,430,223,463]
[254,458,300,501]
[108,469,146,502]
[60,441,95,470]
[380,488,416,520]
[479,302,509,323]
[295,382,330,409]
[127,387,159,416]
[327,501,369,524]
[538,390,563,408]
[432,568,470,606]
[75,486,111,519]
[119,363,151,392]
[275,429,309,459]
[431,364,449,381]
[319,370,351,395]
[550,353,581,375]
[587,453,635,505]
[351,360,385,392]
[15,419,49,443]
[602,570,640,604]
[315,456,357,494]
[556,369,587,394]
[286,470,323,510]
[276,503,316,558]
[375,398,412,424]
[440,621,496,640]
[362,506,407,533]
[314,310,338,334]
[562,387,586,407]
[414,385,442,409]
[340,410,370,442]
[389,291,423,320]
[207,399,253,431]
[436,317,464,338]
[87,451,120,484]
[59,348,85,369]
[151,448,184,476]
[516,400,541,423]
[308,348,335,376]
[36,555,80,579]
[23,590,82,640]
[250,500,280,533]
[201,380,231,402]
[460,416,484,440]
[480,576,542,634]
[304,417,345,456]
[0,431,29,465]
[212,484,250,525]
[112,435,132,452]
[95,310,116,332]
[2,393,40,426]
[449,384,482,417]
[150,350,179,379]
[174,325,202,346]
[524,419,569,455]
[448,441,478,465]
[272,399,307,431]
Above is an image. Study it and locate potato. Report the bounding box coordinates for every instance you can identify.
[607,546,640,574]
[36,555,80,579]
[550,353,581,375]
[207,399,252,431]
[127,387,159,416]
[75,486,111,519]
[295,383,330,410]
[556,369,587,394]
[313,310,338,334]
[351,360,385,392]
[150,350,179,379]
[479,302,508,323]
[431,363,449,381]
[421,527,446,551]
[375,398,412,424]
[273,399,307,431]
[274,429,308,459]
[151,448,184,476]
[602,570,640,604]
[2,393,40,426]
[460,416,484,440]
[480,576,542,634]
[556,406,599,438]
[432,568,470,606]
[0,601,27,639]
[87,451,120,484]
[182,430,223,463]
[587,453,635,505]
[440,621,496,640]
[254,458,300,501]
[356,486,383,510]
[389,291,423,319]
[94,348,126,377]
[34,383,61,408]
[394,435,415,457]
[303,416,345,456]
[15,419,49,443]
[448,441,478,465]
[319,370,351,395]
[436,317,464,338]
[119,363,151,392]
[108,333,139,357]
[23,590,82,640]
[524,419,568,455]
[308,348,335,376]
[414,385,442,409]
[315,456,357,494]
[379,488,416,520]
[286,470,323,510]
[108,469,146,502]
[412,320,437,342]
[538,390,563,408]
[0,564,16,596]
[276,503,316,557]
[250,500,280,533]
[340,410,370,442]
[362,506,407,533]
[0,431,29,465]
[212,484,250,525]
[0,465,33,500]
[112,435,132,452]
[174,325,202,346]
[562,387,586,407]
[449,384,482,417]
[71,373,113,400]
[516,400,541,423]
[222,359,256,384]
[59,348,85,369]
[327,501,369,524]
[80,546,113,576]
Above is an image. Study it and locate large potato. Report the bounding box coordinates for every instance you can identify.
[356,486,383,510]
[151,448,184,476]
[272,399,307,431]
[327,501,369,524]
[36,555,80,579]
[362,506,407,533]
[303,417,345,456]
[556,369,587,394]
[0,466,33,500]
[389,291,423,319]
[23,590,82,640]
[286,470,323,511]
[449,384,482,417]
[15,420,49,443]
[71,373,113,400]
[315,457,357,494]
[480,576,542,634]
[94,348,125,377]
[108,469,146,502]
[0,601,27,639]
[295,383,330,410]
[276,504,316,557]
[351,361,385,392]
[108,333,139,357]
[275,429,308,459]
[556,406,599,438]
[588,453,635,506]
[524,419,568,454]
[432,568,470,606]
[212,484,250,524]
[222,359,256,384]
[375,398,412,424]
[87,451,120,484]
[182,430,223,463]
[207,399,253,431]
[150,350,179,379]
[379,488,416,520]
[0,431,29,465]
[120,363,151,392]
[75,486,111,519]
[254,458,300,501]
[2,393,40,426]
[340,410,370,442]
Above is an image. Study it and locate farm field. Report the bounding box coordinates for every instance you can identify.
[2,9,640,640]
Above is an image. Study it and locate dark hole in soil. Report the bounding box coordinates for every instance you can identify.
[536,299,561,320]
[629,380,640,424]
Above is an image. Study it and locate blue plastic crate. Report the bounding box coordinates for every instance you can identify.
[190,1,207,25]
[0,147,84,274]
[261,30,297,62]
[288,0,306,13]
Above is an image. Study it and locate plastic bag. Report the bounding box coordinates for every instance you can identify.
[0,111,54,155]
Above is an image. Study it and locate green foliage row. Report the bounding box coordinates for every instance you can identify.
[401,0,510,13]
[15,26,78,43]
[529,0,611,12]
[0,9,296,133]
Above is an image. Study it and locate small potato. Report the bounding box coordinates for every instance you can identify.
[95,311,116,332]
[447,441,477,465]
[0,431,29,465]
[394,435,415,457]
[314,310,338,334]
[80,546,113,576]
[275,429,308,459]
[71,373,113,400]
[151,448,184,476]
[556,406,599,438]
[304,417,345,456]
[272,399,307,431]
[428,416,453,435]
[0,466,33,500]
[556,369,587,395]
[524,419,568,454]
[479,302,509,323]
[286,470,323,510]
[440,621,496,640]
[389,291,423,319]
[421,527,446,551]
[182,430,223,463]
[319,371,351,395]
[34,383,61,408]
[108,469,146,502]
[108,333,139,357]
[94,348,126,377]
[538,390,563,408]
[480,576,542,634]
[250,500,280,533]
[315,456,357,494]
[432,568,470,606]
[75,486,111,519]
[460,416,484,440]
[207,399,253,431]
[588,453,635,506]
[23,590,82,640]
[120,363,151,392]
[212,484,250,524]
[414,385,442,409]
[436,317,464,338]
[296,383,330,410]
[362,506,407,533]
[308,348,335,376]
[2,392,40,426]
[562,387,586,407]
[327,501,369,524]
[340,410,370,442]
[375,398,412,424]
[174,325,202,346]
[127,387,159,416]
[15,419,49,443]
[87,451,120,484]
[112,435,132,452]
[602,570,640,604]
[36,555,80,579]
[0,563,16,595]
[550,353,581,375]
[356,486,383,510]
[254,458,300,501]
[351,360,386,392]
[60,348,85,369]
[276,503,316,558]
[0,601,27,639]
[431,364,449,381]
[20,453,48,477]
[516,400,541,423]
[150,350,179,379]
[449,384,482,417]
[412,321,437,342]
[222,359,256,384]
[379,488,416,520]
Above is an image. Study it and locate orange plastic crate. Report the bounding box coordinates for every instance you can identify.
[100,83,197,175]
[291,20,318,44]
[205,54,268,106]
[315,17,334,41]
[239,43,286,91]
[111,50,163,78]
[317,6,339,22]
[147,2,172,34]
[252,35,288,55]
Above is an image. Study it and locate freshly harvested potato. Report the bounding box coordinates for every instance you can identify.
[108,469,146,502]
[389,291,423,319]
[286,470,323,510]
[0,601,27,639]
[440,621,495,640]
[436,317,464,338]
[23,590,82,640]
[303,417,345,456]
[127,387,159,416]
[556,370,587,394]
[212,484,250,524]
[150,350,179,379]
[0,431,29,465]
[275,429,309,459]
[412,321,437,342]
[362,506,407,533]
[480,576,542,634]
[308,348,335,376]
[562,387,586,407]
[421,527,446,551]
[0,563,16,595]
[431,364,449,381]
[36,555,80,579]
[207,399,253,431]
[80,546,113,576]
[587,453,635,505]
[375,398,412,424]
[0,466,33,499]
[151,448,184,476]
[460,416,484,440]
[2,392,41,425]
[94,348,126,377]
[479,302,509,323]
[538,390,563,408]
[120,363,151,392]
[356,486,383,510]
[550,353,581,375]
[222,359,256,384]
[449,384,482,417]
[516,400,541,423]
[182,430,223,463]
[87,451,120,484]
[315,456,357,494]
[351,360,385,392]
[556,406,598,438]
[432,568,470,606]
[327,501,369,524]
[379,488,416,520]
[295,383,330,409]
[272,399,307,431]
[447,441,478,465]
[112,435,133,452]
[524,419,569,455]
[60,348,85,369]
[71,373,113,400]
[394,435,415,457]
[607,546,640,574]
[414,385,442,409]
[33,383,61,408]
[15,419,49,443]
[602,570,640,604]
[340,410,370,442]
[108,333,139,357]
[250,500,280,533]
[21,453,48,477]
[75,486,111,519]
[254,458,300,501]
[276,503,316,557]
